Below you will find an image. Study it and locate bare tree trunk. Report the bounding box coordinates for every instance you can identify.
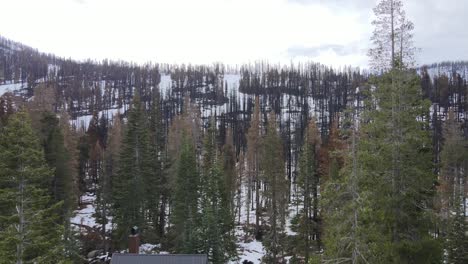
[159,196,167,238]
[255,169,260,237]
[246,168,251,227]
[16,163,25,264]
[304,169,310,263]
[271,174,277,263]
[351,97,359,264]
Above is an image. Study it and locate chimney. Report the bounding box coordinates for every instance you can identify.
[128,226,139,254]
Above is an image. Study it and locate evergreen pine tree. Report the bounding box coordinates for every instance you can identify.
[297,117,321,262]
[439,110,468,263]
[0,93,15,127]
[362,70,440,263]
[58,110,82,262]
[322,105,369,264]
[262,112,287,262]
[199,121,237,263]
[39,112,74,219]
[323,69,441,264]
[98,113,122,253]
[58,110,80,211]
[0,111,70,263]
[94,140,109,252]
[170,134,200,253]
[87,111,102,186]
[363,1,442,261]
[446,195,468,264]
[147,91,165,242]
[222,127,237,220]
[77,133,90,205]
[112,94,153,247]
[368,0,416,71]
[246,96,262,234]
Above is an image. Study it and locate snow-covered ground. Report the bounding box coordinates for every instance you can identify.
[71,105,126,131]
[0,82,26,96]
[232,233,266,264]
[230,161,301,263]
[160,74,172,98]
[70,192,113,233]
[285,203,299,236]
[139,243,169,254]
[230,199,299,263]
[229,169,266,264]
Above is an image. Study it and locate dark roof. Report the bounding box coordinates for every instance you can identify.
[110,253,208,264]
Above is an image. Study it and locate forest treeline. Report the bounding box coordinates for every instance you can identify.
[1,0,468,263]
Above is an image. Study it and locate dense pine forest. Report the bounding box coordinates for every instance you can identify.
[1,0,467,263]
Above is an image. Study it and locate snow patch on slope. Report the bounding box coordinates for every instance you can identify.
[229,168,266,264]
[0,82,26,96]
[159,74,172,98]
[70,192,112,232]
[71,105,126,131]
[233,237,265,264]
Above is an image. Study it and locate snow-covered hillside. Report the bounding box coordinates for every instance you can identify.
[0,82,27,96]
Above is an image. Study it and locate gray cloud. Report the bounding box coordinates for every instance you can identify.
[288,0,375,9]
[287,44,359,58]
[289,0,468,65]
[407,0,468,64]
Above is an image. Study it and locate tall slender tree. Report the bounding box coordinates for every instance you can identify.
[363,1,441,261]
[223,127,237,219]
[39,112,74,219]
[87,111,102,187]
[58,110,82,262]
[363,70,440,263]
[445,195,468,264]
[147,90,166,242]
[322,105,369,264]
[297,117,321,262]
[199,121,237,263]
[0,111,69,263]
[368,0,416,71]
[170,134,200,253]
[58,110,79,209]
[262,112,287,263]
[112,95,153,247]
[96,114,122,253]
[246,96,262,235]
[439,110,468,263]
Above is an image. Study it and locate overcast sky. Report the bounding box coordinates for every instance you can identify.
[1,0,466,68]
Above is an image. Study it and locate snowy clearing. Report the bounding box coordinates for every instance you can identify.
[70,192,113,233]
[0,82,26,96]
